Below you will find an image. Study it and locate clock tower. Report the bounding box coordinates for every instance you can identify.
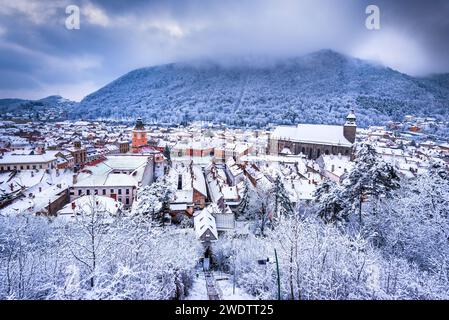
[132,118,148,153]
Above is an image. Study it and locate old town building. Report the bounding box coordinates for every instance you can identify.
[268,111,357,159]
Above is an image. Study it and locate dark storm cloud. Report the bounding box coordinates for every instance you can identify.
[375,0,449,74]
[0,0,448,100]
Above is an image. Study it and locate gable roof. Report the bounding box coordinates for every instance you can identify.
[272,124,353,147]
[193,209,218,241]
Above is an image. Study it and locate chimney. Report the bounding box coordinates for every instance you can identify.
[71,202,76,210]
[72,174,78,185]
[331,164,335,172]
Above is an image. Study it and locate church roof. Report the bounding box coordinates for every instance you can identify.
[271,124,353,147]
[134,118,145,130]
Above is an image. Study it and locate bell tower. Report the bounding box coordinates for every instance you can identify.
[132,118,148,153]
[343,110,357,144]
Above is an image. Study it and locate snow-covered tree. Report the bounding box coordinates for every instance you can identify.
[236,178,250,219]
[63,195,114,289]
[272,175,294,219]
[132,181,173,223]
[340,143,400,224]
[163,144,171,165]
[314,180,346,223]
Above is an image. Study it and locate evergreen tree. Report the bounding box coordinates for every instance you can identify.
[314,180,346,223]
[273,175,294,218]
[341,143,400,224]
[132,182,173,224]
[163,144,171,164]
[236,179,250,218]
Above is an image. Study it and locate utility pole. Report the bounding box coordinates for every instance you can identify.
[274,248,281,300]
[233,254,236,295]
[232,236,236,295]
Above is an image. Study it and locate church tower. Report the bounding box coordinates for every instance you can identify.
[132,118,148,153]
[343,110,357,144]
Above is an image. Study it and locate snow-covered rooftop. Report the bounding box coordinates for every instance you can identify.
[271,124,353,147]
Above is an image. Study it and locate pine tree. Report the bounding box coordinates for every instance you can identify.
[132,182,173,224]
[314,180,346,223]
[163,144,171,165]
[236,179,250,219]
[341,143,400,224]
[273,175,294,218]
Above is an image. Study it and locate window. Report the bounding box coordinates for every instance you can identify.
[86,190,90,195]
[32,165,36,170]
[94,189,98,195]
[102,189,106,195]
[20,166,24,170]
[118,189,122,195]
[78,190,82,196]
[110,189,114,194]
[126,189,130,195]
[126,198,130,205]
[27,165,30,169]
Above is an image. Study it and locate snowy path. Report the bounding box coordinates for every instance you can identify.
[205,271,221,300]
[186,270,255,300]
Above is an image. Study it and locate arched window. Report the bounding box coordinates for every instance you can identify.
[325,150,329,155]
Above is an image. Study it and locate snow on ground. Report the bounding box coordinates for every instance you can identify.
[185,271,208,300]
[214,272,256,300]
[185,269,255,300]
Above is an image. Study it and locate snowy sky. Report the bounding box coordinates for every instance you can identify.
[0,0,448,101]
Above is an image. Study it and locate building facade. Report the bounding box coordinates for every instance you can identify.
[269,112,357,160]
[0,154,57,171]
[68,139,87,166]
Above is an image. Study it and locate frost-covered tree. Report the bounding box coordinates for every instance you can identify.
[272,175,294,219]
[63,195,114,289]
[132,181,173,223]
[0,214,64,299]
[163,144,171,165]
[341,143,400,224]
[236,178,250,219]
[365,162,449,273]
[314,180,346,223]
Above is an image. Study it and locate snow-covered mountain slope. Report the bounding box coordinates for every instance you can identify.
[74,50,449,127]
[0,95,77,119]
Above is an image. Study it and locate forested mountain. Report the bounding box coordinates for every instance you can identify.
[73,50,449,127]
[0,95,77,120]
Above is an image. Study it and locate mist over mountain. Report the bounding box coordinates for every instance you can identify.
[48,50,449,127]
